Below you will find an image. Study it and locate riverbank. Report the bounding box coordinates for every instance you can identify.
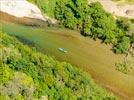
[1,13,134,99]
[0,0,56,24]
[0,11,46,26]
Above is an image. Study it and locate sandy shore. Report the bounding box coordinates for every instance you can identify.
[0,11,47,26]
[0,0,56,23]
[89,0,134,18]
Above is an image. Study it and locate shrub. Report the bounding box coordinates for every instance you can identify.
[114,36,130,54]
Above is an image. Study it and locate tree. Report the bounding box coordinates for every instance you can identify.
[63,7,77,29]
[116,18,131,31]
[81,16,91,36]
[55,0,91,32]
[114,36,131,54]
[89,2,118,43]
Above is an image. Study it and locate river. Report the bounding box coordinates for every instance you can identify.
[1,13,134,100]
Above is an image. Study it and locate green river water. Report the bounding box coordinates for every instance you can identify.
[1,21,134,100]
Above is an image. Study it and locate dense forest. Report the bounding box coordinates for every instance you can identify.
[0,32,117,99]
[28,0,134,54]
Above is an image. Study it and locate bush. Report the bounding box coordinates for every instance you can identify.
[115,62,132,74]
[0,64,14,83]
[114,36,130,54]
[55,0,91,31]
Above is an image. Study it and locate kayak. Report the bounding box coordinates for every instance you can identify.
[58,48,68,53]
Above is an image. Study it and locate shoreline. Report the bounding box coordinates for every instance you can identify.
[0,0,56,24]
[0,11,46,26]
[0,11,57,28]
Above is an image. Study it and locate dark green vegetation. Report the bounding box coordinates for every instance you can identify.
[0,32,118,99]
[28,0,134,54]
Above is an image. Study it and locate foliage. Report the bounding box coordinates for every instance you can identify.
[114,36,130,54]
[115,62,133,74]
[116,18,131,31]
[27,0,36,3]
[0,32,118,99]
[89,2,119,43]
[0,72,35,100]
[27,0,133,54]
[0,64,14,83]
[55,0,91,30]
[54,1,133,54]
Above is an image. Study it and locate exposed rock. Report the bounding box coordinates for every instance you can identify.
[126,10,134,16]
[0,0,56,24]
